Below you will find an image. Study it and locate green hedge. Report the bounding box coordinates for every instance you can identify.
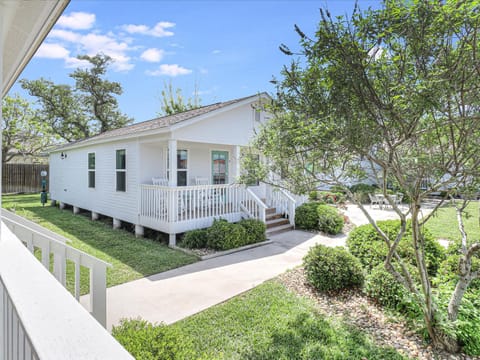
[181,218,266,251]
[303,245,364,292]
[295,202,322,230]
[346,220,445,276]
[112,319,194,360]
[317,204,344,235]
[181,229,208,249]
[364,264,421,317]
[295,202,344,234]
[238,218,267,245]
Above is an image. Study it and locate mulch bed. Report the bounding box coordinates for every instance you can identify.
[277,267,478,360]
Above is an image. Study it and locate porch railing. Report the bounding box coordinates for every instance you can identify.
[243,188,267,222]
[0,223,133,360]
[2,213,111,327]
[265,185,297,226]
[139,183,268,225]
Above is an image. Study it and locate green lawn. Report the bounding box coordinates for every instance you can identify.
[425,201,480,242]
[114,281,406,360]
[2,194,197,295]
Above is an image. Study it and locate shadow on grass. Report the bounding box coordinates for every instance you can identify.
[242,312,405,360]
[3,195,197,291]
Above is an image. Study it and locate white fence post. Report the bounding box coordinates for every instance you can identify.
[90,261,107,327]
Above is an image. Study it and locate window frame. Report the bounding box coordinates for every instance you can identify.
[116,149,127,192]
[88,152,96,189]
[166,148,189,186]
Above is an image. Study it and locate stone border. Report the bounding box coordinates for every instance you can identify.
[171,239,274,260]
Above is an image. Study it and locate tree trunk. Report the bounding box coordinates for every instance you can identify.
[411,202,460,353]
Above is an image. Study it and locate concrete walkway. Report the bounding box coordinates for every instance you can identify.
[95,204,416,330]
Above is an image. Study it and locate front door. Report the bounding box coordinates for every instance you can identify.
[212,151,228,184]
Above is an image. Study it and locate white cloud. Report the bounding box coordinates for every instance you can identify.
[212,49,222,54]
[146,64,192,77]
[49,29,81,42]
[57,12,95,30]
[123,21,175,37]
[35,43,70,59]
[65,57,92,69]
[140,48,165,62]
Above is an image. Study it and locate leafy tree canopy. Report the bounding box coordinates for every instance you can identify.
[247,0,480,353]
[1,94,56,164]
[158,80,201,116]
[21,53,132,142]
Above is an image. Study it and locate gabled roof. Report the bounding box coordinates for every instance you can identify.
[53,92,269,151]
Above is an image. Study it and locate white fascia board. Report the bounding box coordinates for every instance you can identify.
[2,0,70,97]
[169,92,271,133]
[50,127,172,153]
[50,92,271,153]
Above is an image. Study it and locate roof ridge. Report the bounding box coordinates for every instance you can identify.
[52,92,268,151]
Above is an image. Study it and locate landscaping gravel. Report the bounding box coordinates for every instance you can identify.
[277,267,479,360]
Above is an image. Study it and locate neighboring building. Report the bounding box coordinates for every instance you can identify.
[50,93,298,245]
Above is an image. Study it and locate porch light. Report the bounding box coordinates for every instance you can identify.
[61,152,67,159]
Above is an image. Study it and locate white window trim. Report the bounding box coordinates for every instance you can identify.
[165,147,189,186]
[115,148,127,192]
[210,148,230,185]
[88,152,96,189]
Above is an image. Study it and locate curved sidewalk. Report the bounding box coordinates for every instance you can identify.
[91,204,418,330]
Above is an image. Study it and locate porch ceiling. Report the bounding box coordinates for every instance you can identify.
[1,0,69,97]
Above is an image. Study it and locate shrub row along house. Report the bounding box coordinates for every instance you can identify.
[50,93,299,245]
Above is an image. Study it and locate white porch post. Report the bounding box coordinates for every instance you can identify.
[168,139,177,245]
[234,145,241,181]
[168,139,177,187]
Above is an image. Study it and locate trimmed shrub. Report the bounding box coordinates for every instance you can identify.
[112,319,194,360]
[435,286,480,356]
[364,264,422,317]
[346,220,445,276]
[181,229,208,249]
[434,255,480,290]
[238,218,266,245]
[206,219,247,251]
[317,205,344,235]
[295,202,321,230]
[309,190,318,201]
[303,245,364,292]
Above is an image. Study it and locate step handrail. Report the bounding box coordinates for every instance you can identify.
[244,188,267,223]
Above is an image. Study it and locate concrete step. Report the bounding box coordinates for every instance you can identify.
[266,223,294,236]
[266,217,290,229]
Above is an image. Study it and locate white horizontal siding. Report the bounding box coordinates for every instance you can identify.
[174,103,262,146]
[50,140,140,224]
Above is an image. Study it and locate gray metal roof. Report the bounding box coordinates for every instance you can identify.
[53,93,267,151]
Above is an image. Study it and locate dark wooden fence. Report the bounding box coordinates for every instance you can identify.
[2,164,49,194]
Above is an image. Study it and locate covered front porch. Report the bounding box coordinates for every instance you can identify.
[138,182,297,245]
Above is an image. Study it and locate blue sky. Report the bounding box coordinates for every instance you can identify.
[10,0,380,123]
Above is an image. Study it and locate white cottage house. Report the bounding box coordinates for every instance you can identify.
[50,93,298,245]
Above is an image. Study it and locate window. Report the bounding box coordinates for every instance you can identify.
[167,149,188,186]
[88,153,95,188]
[212,151,228,184]
[116,149,126,191]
